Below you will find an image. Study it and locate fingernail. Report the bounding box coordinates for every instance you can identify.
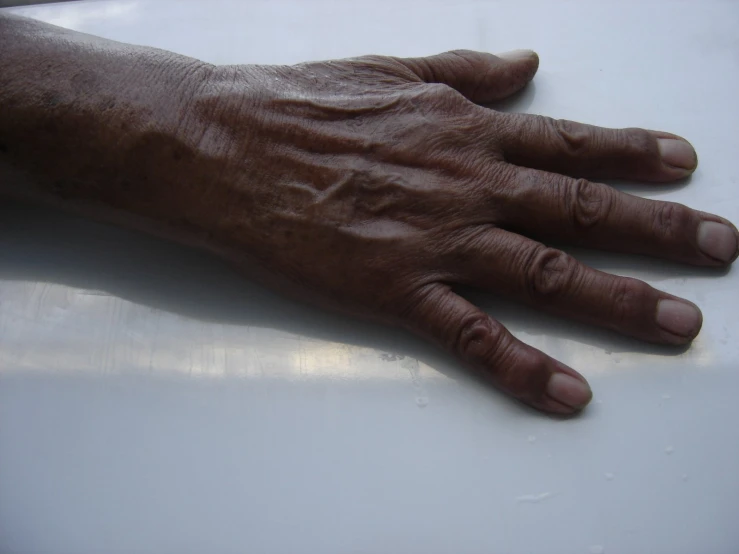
[657,138,697,170]
[498,49,537,62]
[656,299,702,338]
[546,373,592,409]
[697,221,738,262]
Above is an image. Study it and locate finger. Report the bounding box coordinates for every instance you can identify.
[404,284,592,413]
[496,114,697,181]
[444,227,703,345]
[496,166,739,266]
[395,49,539,104]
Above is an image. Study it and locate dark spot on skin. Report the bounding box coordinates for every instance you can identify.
[0,143,7,153]
[43,93,62,108]
[70,70,99,95]
[173,150,182,161]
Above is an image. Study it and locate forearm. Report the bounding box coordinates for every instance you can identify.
[0,12,211,222]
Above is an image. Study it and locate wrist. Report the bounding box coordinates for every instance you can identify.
[0,13,214,223]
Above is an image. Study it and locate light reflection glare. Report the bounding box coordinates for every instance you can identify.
[0,281,448,382]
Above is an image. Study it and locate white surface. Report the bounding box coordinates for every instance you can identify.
[1,1,738,553]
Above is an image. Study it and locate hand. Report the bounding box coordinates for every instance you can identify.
[158,49,736,414]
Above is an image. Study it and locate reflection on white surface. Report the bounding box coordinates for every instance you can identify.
[1,1,739,553]
[0,280,450,382]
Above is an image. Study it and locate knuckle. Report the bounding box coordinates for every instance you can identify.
[454,312,509,366]
[653,201,692,240]
[454,312,548,397]
[569,178,610,229]
[550,118,589,155]
[524,247,578,302]
[609,277,651,325]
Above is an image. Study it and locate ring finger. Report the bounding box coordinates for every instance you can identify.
[444,226,703,345]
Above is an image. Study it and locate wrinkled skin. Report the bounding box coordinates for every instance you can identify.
[1,14,737,414]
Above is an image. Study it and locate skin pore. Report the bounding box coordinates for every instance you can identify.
[1,12,737,414]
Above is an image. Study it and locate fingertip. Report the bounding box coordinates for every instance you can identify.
[405,286,593,417]
[509,351,592,415]
[498,48,539,81]
[529,50,540,75]
[657,137,698,172]
[697,220,739,264]
[655,298,703,343]
[544,365,593,412]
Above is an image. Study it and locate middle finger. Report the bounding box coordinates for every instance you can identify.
[494,166,739,266]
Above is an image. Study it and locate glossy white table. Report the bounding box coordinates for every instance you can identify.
[1,1,738,553]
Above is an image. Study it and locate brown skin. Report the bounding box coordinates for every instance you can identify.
[1,13,737,414]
